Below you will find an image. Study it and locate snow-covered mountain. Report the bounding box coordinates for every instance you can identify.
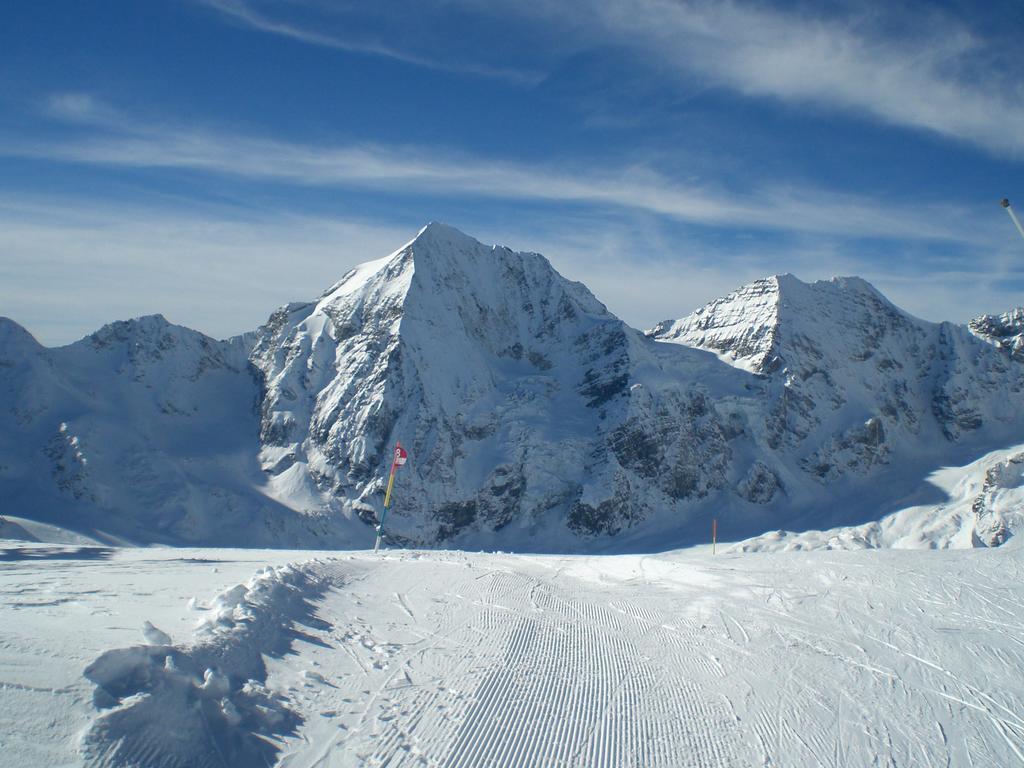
[648,273,1021,459]
[0,314,347,546]
[4,223,1024,550]
[247,222,748,548]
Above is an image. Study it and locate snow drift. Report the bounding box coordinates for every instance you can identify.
[81,562,330,767]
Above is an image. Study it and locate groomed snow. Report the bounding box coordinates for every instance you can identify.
[2,542,1023,766]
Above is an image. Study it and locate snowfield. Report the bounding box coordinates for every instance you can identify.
[2,542,1023,767]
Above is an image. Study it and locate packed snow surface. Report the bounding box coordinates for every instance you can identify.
[2,542,1023,766]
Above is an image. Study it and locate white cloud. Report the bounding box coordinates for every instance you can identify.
[0,196,411,345]
[6,95,993,246]
[2,195,1020,349]
[565,0,1024,156]
[193,0,542,84]
[198,0,1024,157]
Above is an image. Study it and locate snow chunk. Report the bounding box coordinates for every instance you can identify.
[142,621,171,645]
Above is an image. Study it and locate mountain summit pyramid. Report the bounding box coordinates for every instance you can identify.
[4,223,1024,550]
[249,222,741,548]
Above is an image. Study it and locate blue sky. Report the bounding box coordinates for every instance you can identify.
[1,0,1023,344]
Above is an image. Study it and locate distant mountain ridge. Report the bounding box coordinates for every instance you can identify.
[3,223,1023,550]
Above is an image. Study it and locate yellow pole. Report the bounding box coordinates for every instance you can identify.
[383,467,397,508]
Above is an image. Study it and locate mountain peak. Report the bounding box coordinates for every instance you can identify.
[413,220,476,244]
[83,314,175,346]
[310,223,513,328]
[400,221,495,264]
[771,272,801,290]
[647,275,787,372]
[0,316,42,355]
[769,274,888,305]
[305,223,609,349]
[404,221,508,275]
[649,273,909,374]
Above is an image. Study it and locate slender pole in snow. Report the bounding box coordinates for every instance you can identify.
[374,441,407,553]
[1002,199,1024,242]
[373,470,396,553]
[712,518,717,555]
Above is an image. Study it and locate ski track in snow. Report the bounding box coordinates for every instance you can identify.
[271,549,1024,768]
[3,543,1024,767]
[274,557,740,768]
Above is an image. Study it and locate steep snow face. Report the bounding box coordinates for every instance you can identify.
[250,223,745,546]
[647,275,789,374]
[649,274,1024,484]
[0,316,343,546]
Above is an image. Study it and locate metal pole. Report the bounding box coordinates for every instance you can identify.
[1001,199,1024,242]
[712,518,717,555]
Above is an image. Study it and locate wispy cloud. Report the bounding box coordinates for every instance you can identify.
[0,195,411,345]
[198,0,1024,157]
[44,93,122,125]
[4,195,1019,349]
[193,0,542,84]
[518,218,1024,330]
[5,94,993,246]
[555,0,1024,156]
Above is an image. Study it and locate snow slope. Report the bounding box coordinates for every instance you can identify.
[4,543,1023,766]
[0,544,317,766]
[736,442,1024,552]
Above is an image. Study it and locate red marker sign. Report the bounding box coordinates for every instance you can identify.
[393,445,408,467]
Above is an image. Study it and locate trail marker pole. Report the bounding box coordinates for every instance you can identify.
[374,441,408,553]
[1002,199,1024,242]
[712,518,717,555]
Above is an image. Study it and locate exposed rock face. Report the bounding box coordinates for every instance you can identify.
[969,308,1024,362]
[4,225,1024,550]
[737,461,780,504]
